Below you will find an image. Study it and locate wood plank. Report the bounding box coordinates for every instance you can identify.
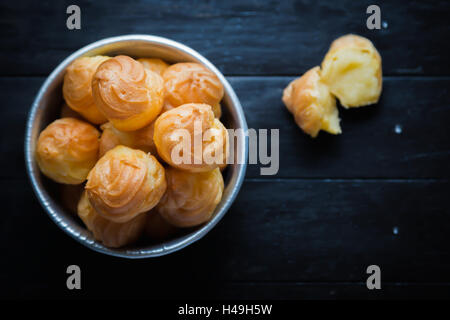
[0,0,449,76]
[230,76,450,178]
[1,178,450,298]
[4,76,450,179]
[2,0,449,301]
[5,281,450,299]
[219,282,450,300]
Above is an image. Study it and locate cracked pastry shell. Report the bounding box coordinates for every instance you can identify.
[157,167,224,228]
[282,66,341,138]
[92,55,164,131]
[35,118,100,184]
[77,191,146,248]
[163,62,223,118]
[63,56,110,124]
[99,121,157,158]
[153,103,229,172]
[86,145,167,223]
[137,58,170,76]
[321,34,382,108]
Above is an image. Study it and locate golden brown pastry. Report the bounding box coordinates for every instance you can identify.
[163,62,223,118]
[154,103,228,172]
[63,56,110,124]
[77,191,146,248]
[92,55,164,131]
[157,167,224,228]
[36,118,100,184]
[162,101,222,119]
[137,58,170,76]
[282,66,341,138]
[210,103,222,119]
[321,34,382,108]
[99,121,157,158]
[145,210,177,241]
[86,145,166,223]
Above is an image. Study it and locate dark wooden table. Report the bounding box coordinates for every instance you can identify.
[1,0,449,299]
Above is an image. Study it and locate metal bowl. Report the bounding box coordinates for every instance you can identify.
[24,35,248,258]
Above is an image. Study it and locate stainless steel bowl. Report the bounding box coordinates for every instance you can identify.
[25,35,248,258]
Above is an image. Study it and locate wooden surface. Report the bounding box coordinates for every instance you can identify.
[1,0,449,299]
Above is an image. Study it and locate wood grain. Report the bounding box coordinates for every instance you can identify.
[1,0,449,300]
[0,0,449,76]
[4,76,450,179]
[1,178,450,298]
[231,76,450,178]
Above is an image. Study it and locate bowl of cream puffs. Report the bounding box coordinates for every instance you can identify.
[25,35,248,258]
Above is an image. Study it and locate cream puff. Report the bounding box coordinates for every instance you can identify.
[63,56,110,124]
[321,34,382,108]
[137,58,170,76]
[36,118,100,184]
[77,191,146,248]
[282,66,341,137]
[92,55,164,131]
[153,103,228,172]
[163,62,223,118]
[85,145,166,223]
[157,167,224,228]
[98,121,157,158]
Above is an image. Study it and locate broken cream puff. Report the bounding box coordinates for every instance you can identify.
[321,34,382,108]
[282,66,341,138]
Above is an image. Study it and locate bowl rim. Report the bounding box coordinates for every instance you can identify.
[24,34,248,259]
